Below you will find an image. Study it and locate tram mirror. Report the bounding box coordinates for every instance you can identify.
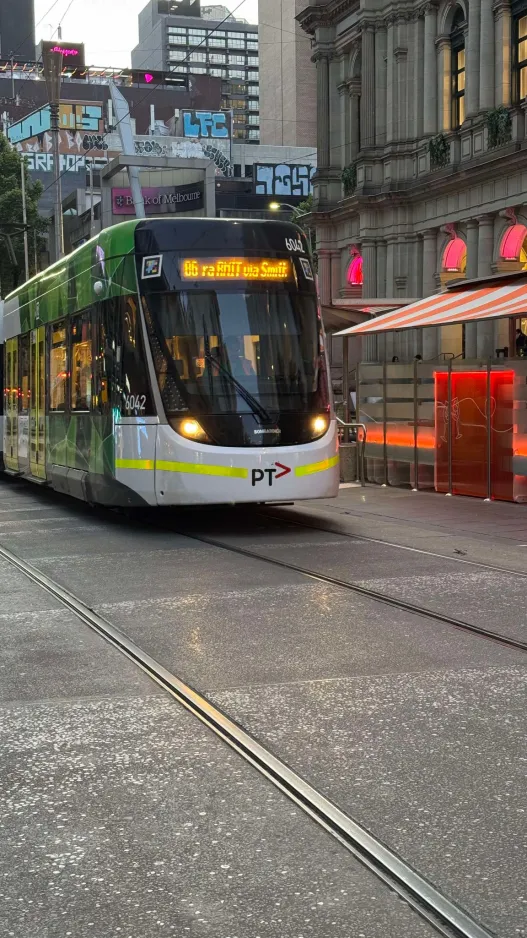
[94,281,104,296]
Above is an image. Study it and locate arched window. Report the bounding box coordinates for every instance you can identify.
[500,224,527,261]
[451,9,466,129]
[442,236,466,273]
[347,253,363,285]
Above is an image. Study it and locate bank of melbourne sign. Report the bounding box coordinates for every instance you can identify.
[112,182,204,216]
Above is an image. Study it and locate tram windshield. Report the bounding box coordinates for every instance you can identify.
[143,288,326,418]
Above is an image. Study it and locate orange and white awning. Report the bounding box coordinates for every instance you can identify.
[334,281,527,336]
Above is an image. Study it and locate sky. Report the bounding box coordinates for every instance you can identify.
[34,0,259,68]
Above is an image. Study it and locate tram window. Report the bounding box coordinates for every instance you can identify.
[49,324,68,412]
[71,314,93,412]
[19,335,30,414]
[94,296,154,416]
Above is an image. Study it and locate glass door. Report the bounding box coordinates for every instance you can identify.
[4,338,19,471]
[29,327,46,480]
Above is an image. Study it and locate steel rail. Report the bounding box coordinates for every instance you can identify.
[0,541,496,938]
[172,532,527,653]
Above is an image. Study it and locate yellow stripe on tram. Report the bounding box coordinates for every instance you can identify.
[116,458,155,471]
[156,461,249,479]
[295,454,339,477]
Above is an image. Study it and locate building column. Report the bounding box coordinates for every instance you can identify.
[477,214,494,277]
[375,25,387,146]
[437,37,452,132]
[361,25,376,150]
[362,239,377,297]
[318,248,332,305]
[479,0,495,110]
[386,18,396,143]
[395,44,408,141]
[316,52,331,168]
[413,14,424,139]
[466,219,479,278]
[339,83,349,168]
[423,3,438,135]
[349,80,361,159]
[494,0,512,107]
[465,219,479,357]
[376,240,387,297]
[422,229,437,295]
[465,0,481,117]
[331,250,342,300]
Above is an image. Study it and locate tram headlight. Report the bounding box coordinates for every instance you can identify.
[175,418,209,443]
[310,415,329,439]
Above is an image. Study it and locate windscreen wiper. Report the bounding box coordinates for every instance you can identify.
[203,350,273,425]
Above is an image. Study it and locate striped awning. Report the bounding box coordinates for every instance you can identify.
[334,280,527,336]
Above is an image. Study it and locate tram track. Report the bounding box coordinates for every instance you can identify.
[164,527,527,654]
[259,506,527,580]
[0,539,498,938]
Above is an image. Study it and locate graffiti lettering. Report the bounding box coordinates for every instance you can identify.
[254,163,315,198]
[182,110,230,139]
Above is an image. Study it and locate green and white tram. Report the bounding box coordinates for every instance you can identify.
[1,218,339,506]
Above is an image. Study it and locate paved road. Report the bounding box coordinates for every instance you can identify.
[0,477,525,938]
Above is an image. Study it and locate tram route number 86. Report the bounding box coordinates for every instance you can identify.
[124,394,147,415]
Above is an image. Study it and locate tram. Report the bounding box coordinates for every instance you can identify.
[1,218,339,507]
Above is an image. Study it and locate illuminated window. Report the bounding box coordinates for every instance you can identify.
[347,254,363,286]
[19,334,30,415]
[442,236,467,272]
[513,15,527,100]
[71,314,92,412]
[499,223,527,260]
[50,324,68,412]
[451,10,465,128]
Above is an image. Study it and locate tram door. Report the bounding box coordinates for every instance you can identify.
[29,327,46,479]
[4,338,18,471]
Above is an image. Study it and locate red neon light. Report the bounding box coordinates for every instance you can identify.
[442,237,466,272]
[51,45,79,57]
[365,425,435,449]
[347,255,363,285]
[499,224,527,260]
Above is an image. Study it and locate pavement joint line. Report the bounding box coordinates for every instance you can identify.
[175,532,527,653]
[0,539,497,938]
[260,509,527,580]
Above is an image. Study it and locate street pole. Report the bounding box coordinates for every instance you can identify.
[43,47,64,261]
[20,157,30,280]
[89,159,95,235]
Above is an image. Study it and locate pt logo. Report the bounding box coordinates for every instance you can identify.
[251,462,291,487]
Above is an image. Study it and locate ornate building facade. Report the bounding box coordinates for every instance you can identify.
[298,0,527,358]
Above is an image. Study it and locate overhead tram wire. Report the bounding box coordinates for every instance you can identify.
[38,0,251,202]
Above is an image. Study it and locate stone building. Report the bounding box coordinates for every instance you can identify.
[258,0,317,146]
[298,0,527,359]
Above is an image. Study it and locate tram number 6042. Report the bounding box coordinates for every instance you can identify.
[124,394,147,414]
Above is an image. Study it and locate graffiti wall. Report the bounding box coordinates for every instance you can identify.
[254,163,315,198]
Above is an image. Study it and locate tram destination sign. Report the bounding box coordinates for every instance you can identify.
[181,258,292,281]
